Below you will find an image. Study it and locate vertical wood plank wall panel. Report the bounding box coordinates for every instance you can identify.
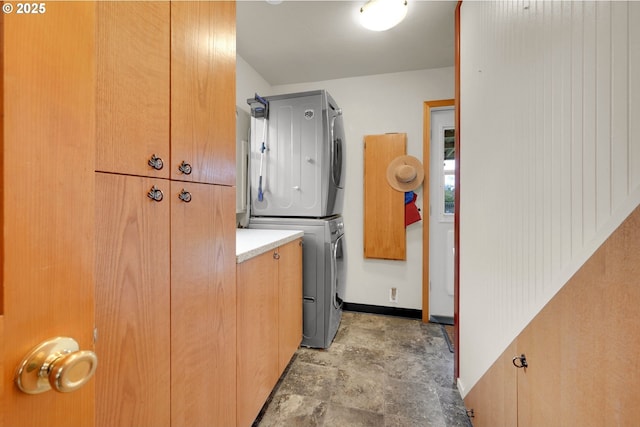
[630,5,640,190]
[459,0,640,395]
[610,2,629,208]
[595,1,612,228]
[582,1,597,240]
[558,1,573,272]
[569,1,585,255]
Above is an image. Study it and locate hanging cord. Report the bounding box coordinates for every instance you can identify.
[257,118,267,202]
[247,93,270,203]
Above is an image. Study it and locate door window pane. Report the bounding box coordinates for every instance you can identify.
[443,128,455,215]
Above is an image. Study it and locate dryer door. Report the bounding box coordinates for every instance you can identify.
[330,108,345,190]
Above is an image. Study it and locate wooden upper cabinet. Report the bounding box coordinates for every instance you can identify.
[96,1,236,185]
[171,1,236,186]
[96,2,171,178]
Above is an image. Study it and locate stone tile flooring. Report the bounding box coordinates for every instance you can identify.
[255,311,471,427]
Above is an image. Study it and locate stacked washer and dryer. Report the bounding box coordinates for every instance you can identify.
[248,90,346,349]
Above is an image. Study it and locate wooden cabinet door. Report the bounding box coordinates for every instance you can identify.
[516,209,640,427]
[171,1,236,186]
[237,251,279,427]
[1,3,96,426]
[96,1,170,178]
[95,174,171,427]
[463,343,518,427]
[278,239,303,374]
[516,304,561,427]
[170,182,236,427]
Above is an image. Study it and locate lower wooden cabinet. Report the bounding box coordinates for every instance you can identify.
[236,239,303,427]
[278,239,304,373]
[95,174,236,427]
[237,249,279,427]
[170,181,237,427]
[95,173,171,427]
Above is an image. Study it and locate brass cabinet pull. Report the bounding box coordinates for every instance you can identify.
[15,337,98,394]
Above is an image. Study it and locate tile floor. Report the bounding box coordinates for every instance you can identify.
[254,311,471,427]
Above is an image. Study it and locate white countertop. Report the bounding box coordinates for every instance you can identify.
[236,229,304,263]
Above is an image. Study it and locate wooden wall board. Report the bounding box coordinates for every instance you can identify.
[363,134,406,260]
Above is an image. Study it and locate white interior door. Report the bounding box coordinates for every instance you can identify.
[429,107,455,322]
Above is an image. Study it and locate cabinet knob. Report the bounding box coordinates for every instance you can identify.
[178,161,192,175]
[148,154,164,170]
[178,189,192,203]
[15,337,98,395]
[512,354,528,369]
[273,252,280,260]
[147,186,164,202]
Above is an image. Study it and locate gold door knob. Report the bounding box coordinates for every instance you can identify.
[15,337,98,394]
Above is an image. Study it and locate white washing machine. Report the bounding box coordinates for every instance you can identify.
[249,215,345,349]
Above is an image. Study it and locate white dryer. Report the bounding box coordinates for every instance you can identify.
[249,90,345,218]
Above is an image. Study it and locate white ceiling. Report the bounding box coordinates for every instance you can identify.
[236,0,457,86]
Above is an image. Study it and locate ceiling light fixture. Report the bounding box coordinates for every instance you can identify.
[359,0,408,32]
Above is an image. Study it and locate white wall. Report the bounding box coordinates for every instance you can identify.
[458,1,640,396]
[236,55,273,114]
[237,55,454,310]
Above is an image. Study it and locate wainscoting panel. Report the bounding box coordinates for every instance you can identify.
[464,205,640,426]
[459,0,640,395]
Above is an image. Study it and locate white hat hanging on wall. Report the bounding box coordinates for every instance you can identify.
[386,155,425,192]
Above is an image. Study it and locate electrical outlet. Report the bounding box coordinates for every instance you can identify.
[389,287,398,303]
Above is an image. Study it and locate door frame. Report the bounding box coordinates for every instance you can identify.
[454,0,462,381]
[420,0,463,382]
[421,99,455,325]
